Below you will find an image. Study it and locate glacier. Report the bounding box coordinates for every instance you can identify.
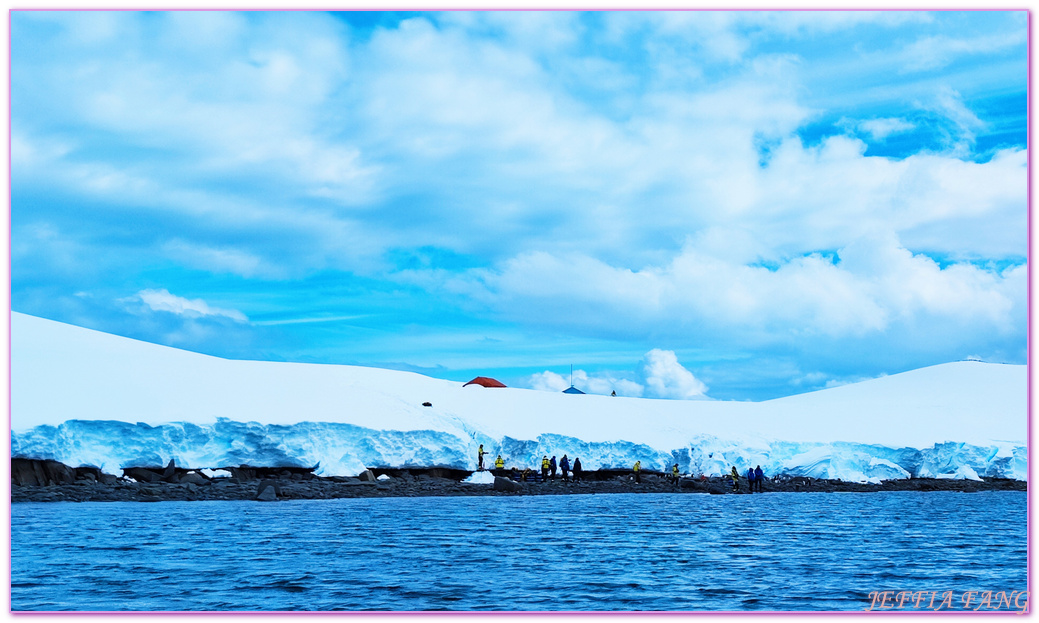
[10,313,1028,483]
[11,420,1026,483]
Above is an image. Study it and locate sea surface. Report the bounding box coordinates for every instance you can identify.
[11,491,1028,612]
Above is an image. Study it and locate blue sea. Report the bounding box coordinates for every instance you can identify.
[10,491,1028,612]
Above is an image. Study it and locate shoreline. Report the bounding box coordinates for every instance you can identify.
[10,460,1026,503]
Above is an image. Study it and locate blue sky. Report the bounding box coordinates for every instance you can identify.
[11,10,1027,401]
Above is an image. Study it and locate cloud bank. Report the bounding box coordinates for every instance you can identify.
[10,10,1027,400]
[530,349,708,400]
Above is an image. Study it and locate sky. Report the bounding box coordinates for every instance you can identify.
[10,10,1028,402]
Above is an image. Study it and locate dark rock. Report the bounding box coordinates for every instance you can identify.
[74,465,102,482]
[123,467,163,483]
[493,477,524,492]
[161,459,177,481]
[256,479,282,501]
[179,473,208,486]
[12,458,76,486]
[358,469,378,482]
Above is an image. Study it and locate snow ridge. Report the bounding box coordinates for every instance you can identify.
[10,312,1028,483]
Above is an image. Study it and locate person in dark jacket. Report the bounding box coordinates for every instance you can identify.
[560,455,571,482]
[754,465,764,492]
[550,455,557,480]
[573,457,583,482]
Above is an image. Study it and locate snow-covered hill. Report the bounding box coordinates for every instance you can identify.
[11,313,1028,481]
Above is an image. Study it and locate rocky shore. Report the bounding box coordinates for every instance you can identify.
[10,459,1026,503]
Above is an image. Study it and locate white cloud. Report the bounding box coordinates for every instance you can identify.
[448,231,1022,350]
[857,117,916,140]
[12,11,1026,390]
[901,31,1026,72]
[637,349,708,399]
[129,289,248,323]
[528,350,706,400]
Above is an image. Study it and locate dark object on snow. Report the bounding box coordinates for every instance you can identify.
[463,376,507,388]
[422,402,433,407]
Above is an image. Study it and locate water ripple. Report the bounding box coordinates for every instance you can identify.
[11,491,1026,612]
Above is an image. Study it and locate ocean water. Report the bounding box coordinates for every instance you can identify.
[11,491,1027,612]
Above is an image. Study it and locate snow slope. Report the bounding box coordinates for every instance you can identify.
[10,313,1028,481]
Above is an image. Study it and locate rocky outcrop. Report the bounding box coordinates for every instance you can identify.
[11,458,76,486]
[11,458,1027,503]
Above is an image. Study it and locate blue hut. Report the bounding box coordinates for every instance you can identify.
[562,365,585,394]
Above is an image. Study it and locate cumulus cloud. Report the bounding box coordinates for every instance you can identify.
[637,350,708,399]
[528,350,707,400]
[11,11,1027,399]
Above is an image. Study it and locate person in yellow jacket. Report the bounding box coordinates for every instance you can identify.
[478,444,485,470]
[633,460,642,484]
[541,456,550,482]
[671,463,680,486]
[494,455,504,472]
[730,466,740,492]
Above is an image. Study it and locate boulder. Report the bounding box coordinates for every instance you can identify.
[180,473,208,486]
[358,469,378,482]
[256,479,281,501]
[256,484,278,501]
[493,477,524,492]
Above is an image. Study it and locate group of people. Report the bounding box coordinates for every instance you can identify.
[729,465,765,492]
[479,445,764,491]
[477,445,584,482]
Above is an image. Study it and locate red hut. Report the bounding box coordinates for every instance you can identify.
[463,376,507,388]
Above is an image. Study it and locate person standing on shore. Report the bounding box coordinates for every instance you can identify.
[494,455,504,474]
[633,460,641,484]
[560,455,570,482]
[730,466,740,492]
[573,457,583,482]
[541,456,550,482]
[550,455,557,480]
[755,465,764,492]
[747,466,756,493]
[478,444,485,471]
[672,463,680,486]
